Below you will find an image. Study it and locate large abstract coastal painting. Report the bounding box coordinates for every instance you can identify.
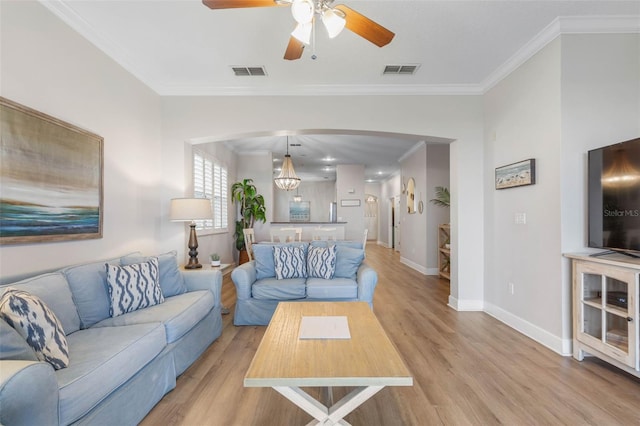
[0,97,103,244]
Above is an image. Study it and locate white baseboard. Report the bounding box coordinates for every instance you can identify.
[484,302,572,356]
[376,240,390,248]
[448,295,484,311]
[426,267,439,276]
[400,257,427,275]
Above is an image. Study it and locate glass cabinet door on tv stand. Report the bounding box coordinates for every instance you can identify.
[568,253,640,376]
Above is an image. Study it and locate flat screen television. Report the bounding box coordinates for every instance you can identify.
[588,137,640,257]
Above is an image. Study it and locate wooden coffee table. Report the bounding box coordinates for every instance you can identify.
[244,301,413,425]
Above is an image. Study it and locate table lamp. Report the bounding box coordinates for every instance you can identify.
[170,198,213,269]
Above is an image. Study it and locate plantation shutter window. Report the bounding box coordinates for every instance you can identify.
[193,150,227,231]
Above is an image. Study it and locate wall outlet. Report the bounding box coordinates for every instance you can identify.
[509,282,515,295]
[514,212,527,225]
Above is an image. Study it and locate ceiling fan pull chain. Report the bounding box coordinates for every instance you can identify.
[311,16,317,60]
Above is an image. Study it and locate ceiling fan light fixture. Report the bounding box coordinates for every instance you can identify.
[291,22,312,45]
[291,0,314,24]
[322,8,346,38]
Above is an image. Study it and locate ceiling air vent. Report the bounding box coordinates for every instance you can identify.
[231,66,267,77]
[383,64,420,75]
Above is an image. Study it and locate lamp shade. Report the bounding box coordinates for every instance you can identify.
[322,8,346,38]
[291,0,314,24]
[170,198,213,222]
[291,22,313,45]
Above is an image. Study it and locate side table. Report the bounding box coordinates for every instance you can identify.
[183,263,234,315]
[211,263,234,314]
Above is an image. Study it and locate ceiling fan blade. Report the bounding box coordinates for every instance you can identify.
[334,4,395,47]
[284,36,304,60]
[202,0,285,10]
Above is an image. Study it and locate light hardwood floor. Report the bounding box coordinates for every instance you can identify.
[142,244,640,425]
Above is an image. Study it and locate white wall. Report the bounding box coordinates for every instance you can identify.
[426,144,451,272]
[160,96,485,309]
[378,173,401,248]
[484,38,563,352]
[0,1,162,281]
[400,143,428,273]
[559,33,640,348]
[364,182,381,241]
[336,164,365,240]
[483,34,640,355]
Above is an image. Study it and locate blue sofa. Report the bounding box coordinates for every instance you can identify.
[0,251,222,426]
[231,241,378,325]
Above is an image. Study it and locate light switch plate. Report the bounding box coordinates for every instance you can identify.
[515,212,527,225]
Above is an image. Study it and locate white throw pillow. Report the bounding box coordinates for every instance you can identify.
[0,287,70,370]
[307,245,337,279]
[106,257,164,317]
[273,245,307,279]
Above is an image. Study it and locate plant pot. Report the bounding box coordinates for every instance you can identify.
[211,260,221,267]
[238,249,250,265]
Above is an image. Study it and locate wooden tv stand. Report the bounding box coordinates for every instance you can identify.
[565,253,640,378]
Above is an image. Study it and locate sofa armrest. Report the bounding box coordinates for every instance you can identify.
[230,261,257,300]
[0,360,59,426]
[356,263,378,306]
[182,269,222,306]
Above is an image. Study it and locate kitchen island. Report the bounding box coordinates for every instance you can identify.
[270,222,347,240]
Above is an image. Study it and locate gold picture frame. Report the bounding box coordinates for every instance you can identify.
[0,97,104,244]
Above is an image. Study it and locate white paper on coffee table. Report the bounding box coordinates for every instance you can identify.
[299,316,351,339]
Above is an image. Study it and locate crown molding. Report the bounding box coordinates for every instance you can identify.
[480,15,640,93]
[156,84,484,97]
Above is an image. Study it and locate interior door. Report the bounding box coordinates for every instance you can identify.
[394,196,401,252]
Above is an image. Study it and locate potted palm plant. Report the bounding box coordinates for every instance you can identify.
[429,186,450,208]
[231,178,266,264]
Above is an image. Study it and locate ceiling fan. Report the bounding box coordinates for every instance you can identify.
[202,0,395,60]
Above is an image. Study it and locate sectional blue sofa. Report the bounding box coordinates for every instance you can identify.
[231,241,378,325]
[0,251,222,426]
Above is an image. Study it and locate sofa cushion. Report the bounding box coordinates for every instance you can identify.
[106,258,164,317]
[253,243,308,280]
[274,245,307,279]
[0,319,38,361]
[0,288,69,370]
[121,251,187,297]
[0,273,81,335]
[56,322,166,425]
[334,246,365,280]
[306,277,358,299]
[252,278,307,300]
[92,290,213,344]
[307,245,337,279]
[61,256,122,329]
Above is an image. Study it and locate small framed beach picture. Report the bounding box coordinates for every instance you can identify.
[0,97,104,244]
[495,159,536,190]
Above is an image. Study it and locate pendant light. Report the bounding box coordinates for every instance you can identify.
[274,136,301,191]
[293,187,303,202]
